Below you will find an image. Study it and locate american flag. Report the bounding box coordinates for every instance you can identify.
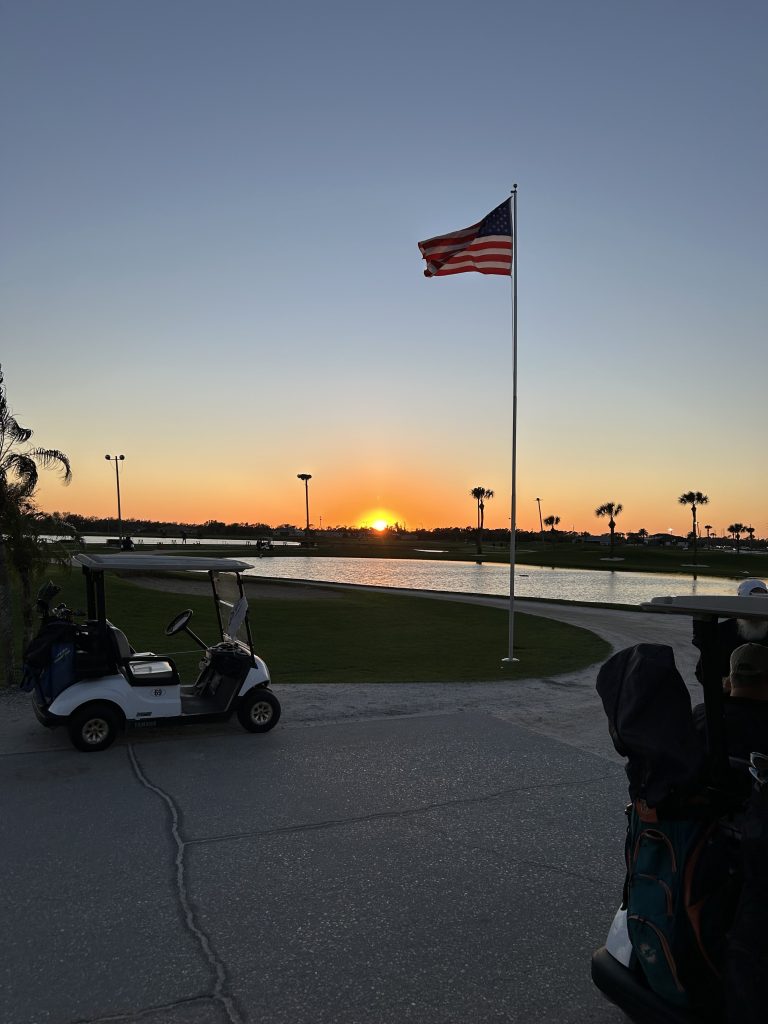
[418,200,513,278]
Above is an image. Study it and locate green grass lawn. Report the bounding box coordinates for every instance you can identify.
[21,567,610,684]
[248,592,610,683]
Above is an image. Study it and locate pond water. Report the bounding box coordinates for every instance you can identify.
[239,556,739,606]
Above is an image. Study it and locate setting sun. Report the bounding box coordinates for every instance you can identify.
[359,509,400,531]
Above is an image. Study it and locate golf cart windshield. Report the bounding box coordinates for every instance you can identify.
[213,571,252,648]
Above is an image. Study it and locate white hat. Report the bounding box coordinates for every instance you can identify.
[730,643,768,683]
[737,578,768,598]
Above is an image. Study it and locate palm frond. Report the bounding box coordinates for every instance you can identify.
[0,415,33,449]
[25,447,72,483]
[679,490,708,506]
[2,453,39,495]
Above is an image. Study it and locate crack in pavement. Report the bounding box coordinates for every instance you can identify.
[184,771,615,848]
[70,995,223,1024]
[127,745,244,1024]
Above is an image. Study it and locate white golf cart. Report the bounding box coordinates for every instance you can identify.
[25,553,281,752]
[591,593,768,1024]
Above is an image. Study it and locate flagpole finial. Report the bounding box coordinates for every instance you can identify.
[511,183,517,193]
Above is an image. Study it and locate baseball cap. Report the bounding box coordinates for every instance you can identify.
[737,578,768,598]
[730,643,768,684]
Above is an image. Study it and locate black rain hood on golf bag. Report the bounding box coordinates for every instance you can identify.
[596,643,707,806]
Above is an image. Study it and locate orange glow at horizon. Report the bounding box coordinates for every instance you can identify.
[30,447,768,542]
[358,509,400,532]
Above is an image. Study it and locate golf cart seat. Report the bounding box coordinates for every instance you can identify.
[107,623,134,660]
[104,621,181,688]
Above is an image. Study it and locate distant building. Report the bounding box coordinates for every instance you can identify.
[647,533,685,546]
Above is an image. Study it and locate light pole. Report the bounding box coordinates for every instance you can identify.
[297,473,312,539]
[535,497,544,540]
[105,454,126,544]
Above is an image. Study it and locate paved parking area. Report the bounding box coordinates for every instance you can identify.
[2,701,629,1024]
[1,595,706,1023]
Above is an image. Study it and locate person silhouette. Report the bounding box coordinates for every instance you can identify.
[693,579,768,685]
[693,642,768,761]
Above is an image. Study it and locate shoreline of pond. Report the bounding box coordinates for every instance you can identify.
[71,535,765,582]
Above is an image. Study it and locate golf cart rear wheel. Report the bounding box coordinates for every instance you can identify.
[68,703,121,753]
[237,689,281,733]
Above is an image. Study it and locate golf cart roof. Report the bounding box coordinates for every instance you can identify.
[74,553,251,573]
[642,595,768,620]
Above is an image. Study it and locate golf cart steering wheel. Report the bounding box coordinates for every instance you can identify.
[165,608,194,637]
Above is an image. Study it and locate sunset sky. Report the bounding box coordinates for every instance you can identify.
[2,1,767,536]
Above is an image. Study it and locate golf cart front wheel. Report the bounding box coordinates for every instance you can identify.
[237,689,281,733]
[68,703,122,752]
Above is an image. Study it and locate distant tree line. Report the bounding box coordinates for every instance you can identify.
[43,513,275,539]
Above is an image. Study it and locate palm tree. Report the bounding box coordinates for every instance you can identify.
[728,523,745,554]
[0,365,71,684]
[678,491,709,562]
[746,525,755,549]
[703,524,713,548]
[595,502,623,557]
[637,528,648,543]
[470,486,494,556]
[543,514,560,544]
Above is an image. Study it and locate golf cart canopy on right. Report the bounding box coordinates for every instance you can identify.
[642,595,768,620]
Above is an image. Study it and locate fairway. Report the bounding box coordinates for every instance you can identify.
[27,567,610,684]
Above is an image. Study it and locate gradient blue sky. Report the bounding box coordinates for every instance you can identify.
[2,1,766,534]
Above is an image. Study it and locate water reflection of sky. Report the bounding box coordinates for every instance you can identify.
[240,556,741,606]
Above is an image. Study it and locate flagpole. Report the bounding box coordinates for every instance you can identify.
[503,185,518,665]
